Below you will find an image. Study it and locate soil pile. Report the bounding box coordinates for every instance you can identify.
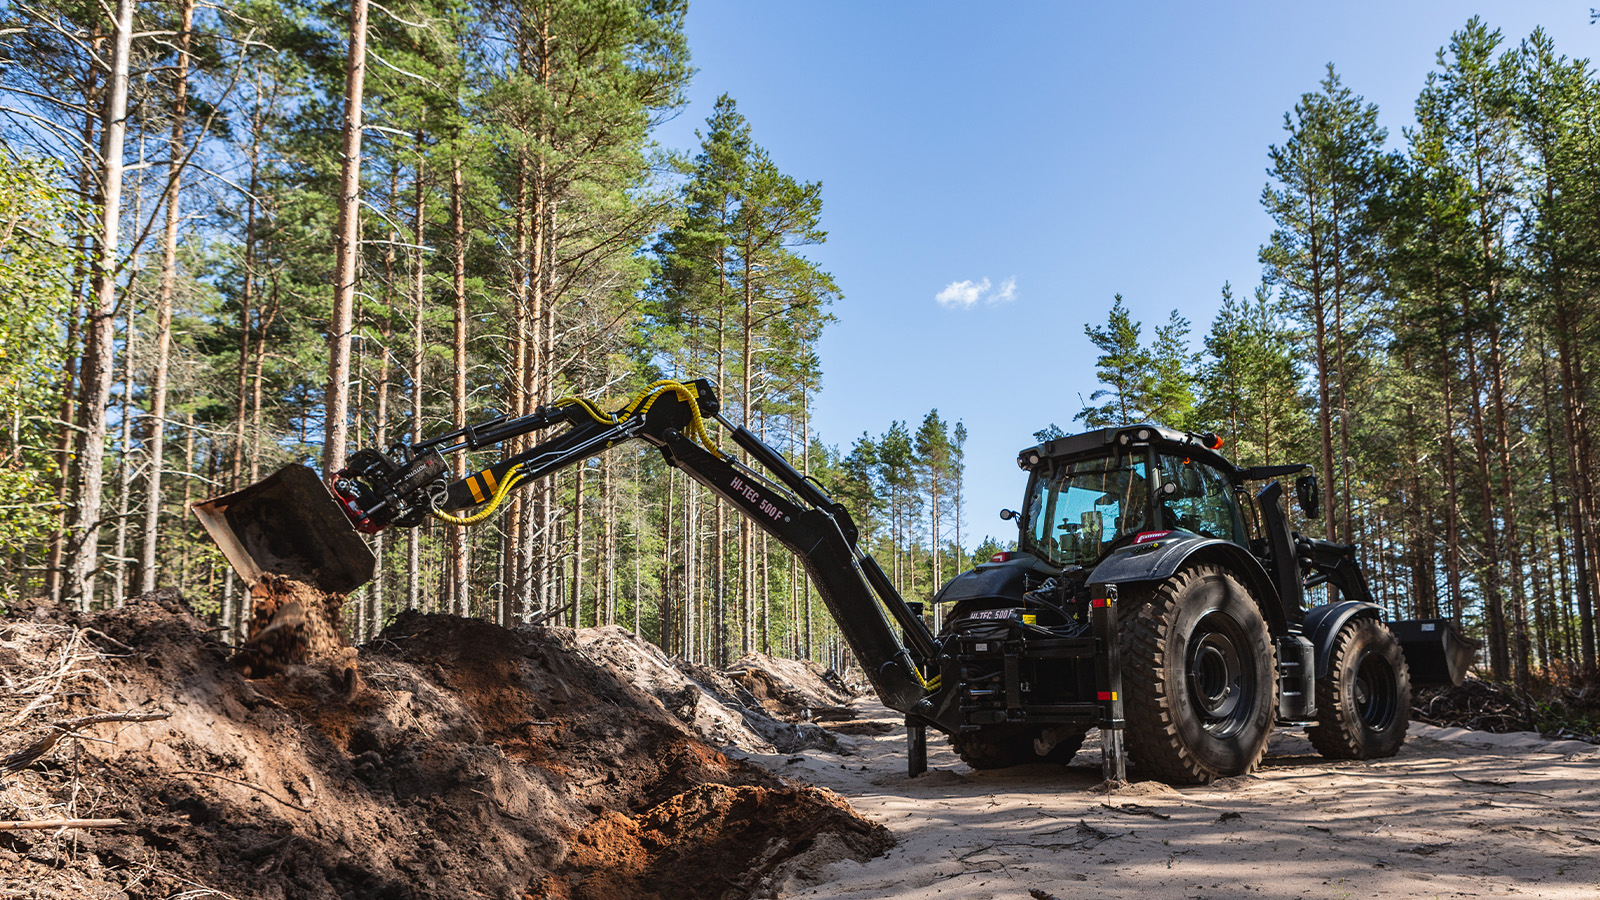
[572,627,843,754]
[0,591,891,900]
[724,654,856,721]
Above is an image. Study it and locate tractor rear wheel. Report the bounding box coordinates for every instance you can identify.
[1121,565,1276,784]
[1307,618,1410,759]
[950,725,1086,769]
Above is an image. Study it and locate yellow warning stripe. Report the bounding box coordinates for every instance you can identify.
[482,468,499,494]
[467,476,485,504]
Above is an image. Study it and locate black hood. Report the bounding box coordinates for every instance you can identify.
[932,553,1058,607]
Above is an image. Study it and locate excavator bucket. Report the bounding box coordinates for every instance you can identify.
[191,464,375,594]
[1392,618,1481,687]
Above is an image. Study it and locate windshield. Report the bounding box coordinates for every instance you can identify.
[1023,453,1151,567]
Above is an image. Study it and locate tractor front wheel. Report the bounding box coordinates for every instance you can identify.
[1121,565,1277,784]
[1307,618,1411,760]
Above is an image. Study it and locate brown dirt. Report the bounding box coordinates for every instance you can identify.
[0,590,892,900]
[234,573,354,680]
[555,783,891,900]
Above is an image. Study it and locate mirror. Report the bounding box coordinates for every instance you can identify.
[1295,474,1320,519]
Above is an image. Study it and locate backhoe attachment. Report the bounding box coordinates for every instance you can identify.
[191,463,375,594]
[192,379,946,722]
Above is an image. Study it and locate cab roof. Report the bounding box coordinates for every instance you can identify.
[1016,422,1241,480]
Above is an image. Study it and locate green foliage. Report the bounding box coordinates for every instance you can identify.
[1075,295,1198,429]
[969,535,1010,569]
[1195,282,1313,467]
[0,151,79,559]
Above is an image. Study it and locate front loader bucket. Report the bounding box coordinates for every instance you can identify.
[191,464,375,594]
[1392,618,1481,687]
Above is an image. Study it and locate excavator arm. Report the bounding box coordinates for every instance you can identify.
[296,380,937,716]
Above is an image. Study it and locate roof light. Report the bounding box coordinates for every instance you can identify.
[1137,428,1152,442]
[1027,452,1041,466]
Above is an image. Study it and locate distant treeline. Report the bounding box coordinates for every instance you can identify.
[1067,19,1600,688]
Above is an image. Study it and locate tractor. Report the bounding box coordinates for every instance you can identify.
[194,381,1475,784]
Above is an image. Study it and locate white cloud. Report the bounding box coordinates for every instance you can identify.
[935,276,1017,309]
[936,278,990,309]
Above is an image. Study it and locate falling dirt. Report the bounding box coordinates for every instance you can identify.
[234,573,354,680]
[0,591,891,900]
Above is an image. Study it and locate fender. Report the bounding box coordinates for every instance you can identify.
[1302,600,1383,678]
[1088,531,1288,633]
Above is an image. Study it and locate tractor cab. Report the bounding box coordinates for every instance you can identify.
[1014,423,1247,569]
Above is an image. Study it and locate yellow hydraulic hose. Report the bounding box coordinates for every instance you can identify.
[429,463,527,526]
[432,381,723,528]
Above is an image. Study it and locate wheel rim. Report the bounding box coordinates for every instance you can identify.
[1186,611,1253,736]
[1353,650,1398,732]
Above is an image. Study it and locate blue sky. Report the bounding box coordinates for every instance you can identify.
[652,2,1597,552]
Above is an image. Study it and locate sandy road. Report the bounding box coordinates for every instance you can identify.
[739,702,1600,899]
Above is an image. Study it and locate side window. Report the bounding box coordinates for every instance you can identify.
[1159,456,1245,543]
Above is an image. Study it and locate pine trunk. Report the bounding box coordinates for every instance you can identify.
[408,154,427,610]
[68,0,136,607]
[139,0,195,593]
[449,156,469,615]
[323,0,369,476]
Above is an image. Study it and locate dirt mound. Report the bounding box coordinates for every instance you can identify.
[0,591,891,899]
[558,782,891,899]
[726,653,856,721]
[573,627,842,754]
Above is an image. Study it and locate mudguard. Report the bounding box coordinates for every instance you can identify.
[1088,531,1287,633]
[931,553,1057,607]
[1302,600,1382,678]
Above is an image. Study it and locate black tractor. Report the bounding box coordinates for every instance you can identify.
[932,423,1476,783]
[196,383,1473,786]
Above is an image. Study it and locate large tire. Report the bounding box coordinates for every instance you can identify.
[1121,565,1277,784]
[1307,617,1411,760]
[950,725,1087,769]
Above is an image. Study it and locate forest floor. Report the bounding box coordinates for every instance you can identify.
[745,704,1600,899]
[4,586,1598,899]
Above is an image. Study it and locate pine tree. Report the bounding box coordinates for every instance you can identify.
[1260,64,1388,545]
[1076,294,1150,426]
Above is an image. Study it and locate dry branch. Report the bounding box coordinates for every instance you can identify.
[0,818,126,831]
[1,711,170,772]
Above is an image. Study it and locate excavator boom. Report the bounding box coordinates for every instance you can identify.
[194,380,939,717]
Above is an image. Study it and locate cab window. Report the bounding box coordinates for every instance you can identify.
[1156,455,1245,543]
[1023,454,1151,566]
